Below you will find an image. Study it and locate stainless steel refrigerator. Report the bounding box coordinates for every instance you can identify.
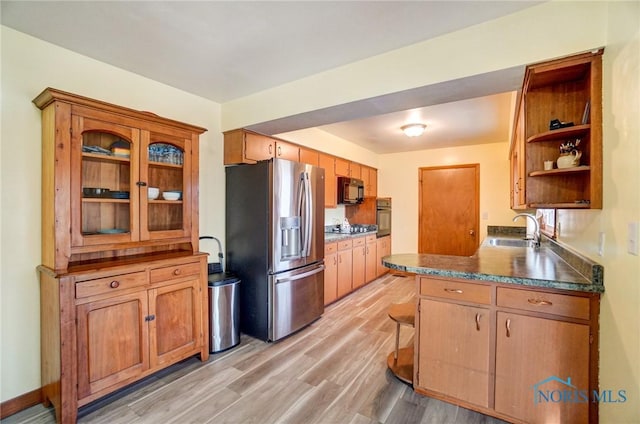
[225,158,325,342]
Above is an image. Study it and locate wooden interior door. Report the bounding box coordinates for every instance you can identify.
[419,164,479,256]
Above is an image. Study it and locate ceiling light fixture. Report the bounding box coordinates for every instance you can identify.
[401,123,426,137]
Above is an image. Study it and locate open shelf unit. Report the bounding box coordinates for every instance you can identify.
[511,49,603,209]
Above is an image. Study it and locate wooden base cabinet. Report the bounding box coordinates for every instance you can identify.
[414,276,600,424]
[365,235,377,282]
[324,243,338,305]
[40,255,209,422]
[376,236,391,277]
[494,312,590,423]
[336,240,353,298]
[417,299,491,408]
[351,237,366,290]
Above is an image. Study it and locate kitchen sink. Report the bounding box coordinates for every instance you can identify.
[486,237,534,248]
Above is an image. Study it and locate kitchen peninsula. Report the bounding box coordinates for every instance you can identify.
[383,227,603,424]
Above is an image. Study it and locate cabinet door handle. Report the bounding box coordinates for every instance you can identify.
[173,268,181,276]
[269,144,273,154]
[277,146,282,156]
[136,181,147,187]
[506,318,511,338]
[475,313,481,331]
[469,229,475,236]
[444,288,463,294]
[528,298,553,306]
[109,280,120,289]
[333,257,337,265]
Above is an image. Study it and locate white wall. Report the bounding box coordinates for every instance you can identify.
[222,1,607,131]
[0,26,224,402]
[556,2,640,422]
[380,141,515,253]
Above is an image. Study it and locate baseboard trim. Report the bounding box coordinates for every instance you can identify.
[0,388,42,419]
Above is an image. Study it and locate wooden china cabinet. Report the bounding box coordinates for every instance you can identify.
[34,88,209,423]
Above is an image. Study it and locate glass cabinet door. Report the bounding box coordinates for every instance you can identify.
[71,117,139,247]
[140,130,191,240]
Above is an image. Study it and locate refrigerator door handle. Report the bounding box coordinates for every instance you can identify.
[304,171,313,257]
[296,172,305,257]
[275,264,325,284]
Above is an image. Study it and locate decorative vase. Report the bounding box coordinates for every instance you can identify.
[557,150,582,169]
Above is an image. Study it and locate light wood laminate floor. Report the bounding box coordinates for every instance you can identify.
[4,274,507,424]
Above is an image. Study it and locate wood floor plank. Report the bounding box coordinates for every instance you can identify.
[7,275,505,424]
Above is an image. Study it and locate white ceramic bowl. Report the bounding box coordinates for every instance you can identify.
[148,187,160,200]
[162,191,181,201]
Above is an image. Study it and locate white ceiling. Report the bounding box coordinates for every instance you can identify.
[1,1,542,153]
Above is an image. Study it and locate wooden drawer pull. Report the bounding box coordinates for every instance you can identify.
[528,298,553,306]
[444,288,463,294]
[109,280,120,289]
[173,269,181,276]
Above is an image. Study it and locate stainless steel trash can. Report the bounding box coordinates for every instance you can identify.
[208,272,240,353]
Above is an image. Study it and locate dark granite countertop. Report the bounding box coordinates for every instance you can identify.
[382,227,604,294]
[325,230,378,242]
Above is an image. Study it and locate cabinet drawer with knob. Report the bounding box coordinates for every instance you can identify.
[419,277,491,305]
[496,287,590,320]
[150,261,201,283]
[75,271,147,299]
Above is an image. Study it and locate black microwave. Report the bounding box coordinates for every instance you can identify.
[337,177,364,205]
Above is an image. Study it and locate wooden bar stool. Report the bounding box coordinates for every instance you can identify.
[387,302,415,385]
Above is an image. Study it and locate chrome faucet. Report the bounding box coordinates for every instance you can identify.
[513,213,541,248]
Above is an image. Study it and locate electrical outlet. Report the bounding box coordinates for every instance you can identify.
[482,211,489,220]
[628,222,639,256]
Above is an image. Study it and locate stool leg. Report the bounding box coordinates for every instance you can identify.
[394,322,400,360]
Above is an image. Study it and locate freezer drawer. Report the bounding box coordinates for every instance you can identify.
[270,263,324,341]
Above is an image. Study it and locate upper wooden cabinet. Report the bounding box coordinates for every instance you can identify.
[274,139,299,161]
[319,153,337,208]
[361,166,377,197]
[299,146,319,166]
[224,129,302,163]
[335,157,350,177]
[223,128,377,206]
[225,129,273,163]
[34,88,206,271]
[349,162,361,179]
[510,100,527,209]
[512,50,603,209]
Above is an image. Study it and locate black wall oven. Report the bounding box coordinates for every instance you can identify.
[376,198,391,237]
